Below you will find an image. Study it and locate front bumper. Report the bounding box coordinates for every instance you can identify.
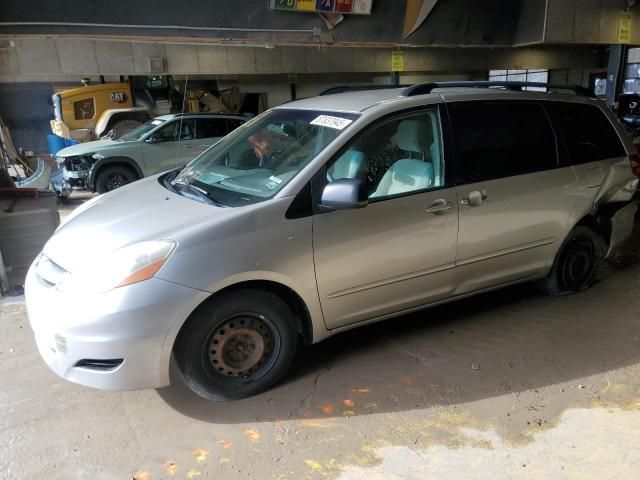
[25,262,209,390]
[51,167,72,198]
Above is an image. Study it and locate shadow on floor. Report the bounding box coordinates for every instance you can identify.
[157,220,640,424]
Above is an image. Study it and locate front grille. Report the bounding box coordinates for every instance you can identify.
[75,359,124,371]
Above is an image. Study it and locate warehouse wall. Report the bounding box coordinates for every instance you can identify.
[0,39,607,81]
[545,0,639,44]
[548,68,607,87]
[221,72,484,108]
[0,82,69,155]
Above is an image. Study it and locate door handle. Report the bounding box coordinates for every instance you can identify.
[460,190,487,207]
[426,199,455,214]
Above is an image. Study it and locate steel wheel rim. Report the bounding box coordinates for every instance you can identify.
[204,314,279,382]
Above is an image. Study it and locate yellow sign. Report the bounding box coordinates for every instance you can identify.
[391,51,404,72]
[619,12,632,44]
[297,0,316,10]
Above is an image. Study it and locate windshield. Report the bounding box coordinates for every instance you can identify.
[119,118,166,141]
[173,109,360,206]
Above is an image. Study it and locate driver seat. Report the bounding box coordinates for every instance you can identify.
[371,120,434,198]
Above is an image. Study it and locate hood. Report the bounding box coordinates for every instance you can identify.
[56,138,136,158]
[43,175,235,272]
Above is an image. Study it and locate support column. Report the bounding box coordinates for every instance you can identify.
[606,45,628,107]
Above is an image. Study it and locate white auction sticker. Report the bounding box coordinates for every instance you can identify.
[310,115,353,130]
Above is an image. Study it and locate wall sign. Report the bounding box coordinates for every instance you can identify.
[316,0,335,12]
[619,12,632,44]
[270,0,372,14]
[391,51,404,72]
[297,0,316,10]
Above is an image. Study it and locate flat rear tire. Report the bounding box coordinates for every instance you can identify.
[538,226,603,296]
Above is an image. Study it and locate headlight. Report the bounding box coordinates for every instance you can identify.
[56,240,176,294]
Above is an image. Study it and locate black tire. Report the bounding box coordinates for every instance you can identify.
[174,289,298,401]
[538,226,604,296]
[107,119,142,139]
[95,165,138,194]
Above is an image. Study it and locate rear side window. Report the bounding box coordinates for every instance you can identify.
[196,118,229,139]
[449,102,557,183]
[546,102,626,165]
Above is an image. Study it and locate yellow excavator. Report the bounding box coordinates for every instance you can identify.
[50,76,178,143]
[50,77,266,143]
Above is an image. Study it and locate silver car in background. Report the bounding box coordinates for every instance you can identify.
[26,82,639,400]
[53,113,246,196]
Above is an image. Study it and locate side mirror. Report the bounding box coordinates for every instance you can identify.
[320,178,368,211]
[145,136,159,144]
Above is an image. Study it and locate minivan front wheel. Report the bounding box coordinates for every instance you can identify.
[539,226,603,296]
[175,289,298,401]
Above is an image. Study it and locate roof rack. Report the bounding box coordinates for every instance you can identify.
[401,81,594,97]
[172,112,246,117]
[319,85,409,96]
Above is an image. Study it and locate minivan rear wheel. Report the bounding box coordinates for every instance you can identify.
[174,289,298,401]
[538,226,603,296]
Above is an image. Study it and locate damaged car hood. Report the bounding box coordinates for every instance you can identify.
[43,175,236,272]
[56,138,137,158]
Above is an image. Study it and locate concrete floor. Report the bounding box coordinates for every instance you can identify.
[2,193,640,479]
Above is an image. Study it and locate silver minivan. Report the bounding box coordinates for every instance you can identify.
[26,82,639,400]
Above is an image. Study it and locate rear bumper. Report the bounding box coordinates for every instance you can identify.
[606,202,637,258]
[25,262,209,390]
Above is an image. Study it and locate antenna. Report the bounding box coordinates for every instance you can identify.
[175,74,189,169]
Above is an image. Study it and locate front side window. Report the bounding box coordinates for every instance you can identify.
[151,120,179,142]
[326,109,444,200]
[119,118,166,141]
[149,119,196,143]
[546,102,626,165]
[173,109,360,206]
[449,101,557,183]
[73,98,95,120]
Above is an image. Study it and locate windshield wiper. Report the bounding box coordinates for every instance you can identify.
[172,179,225,207]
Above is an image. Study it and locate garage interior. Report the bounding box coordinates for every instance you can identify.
[2,0,640,479]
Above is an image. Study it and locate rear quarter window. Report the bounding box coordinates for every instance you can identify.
[546,102,626,165]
